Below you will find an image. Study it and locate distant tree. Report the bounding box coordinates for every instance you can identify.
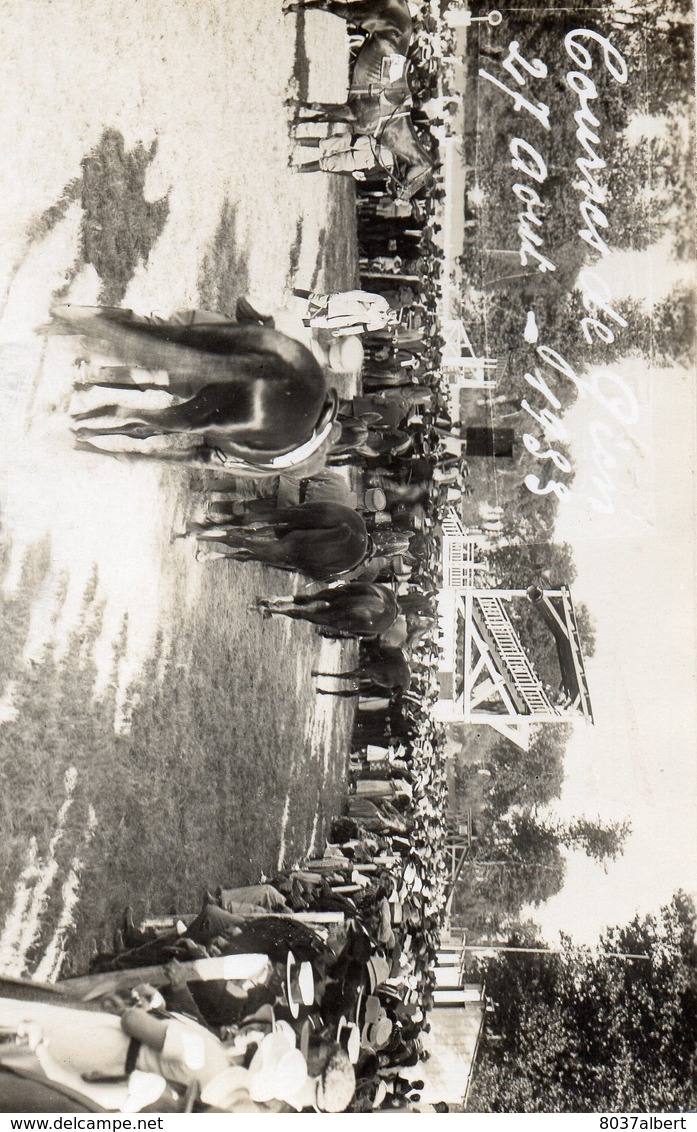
[640,13,693,116]
[606,137,661,251]
[498,484,560,545]
[0,537,53,692]
[468,810,567,913]
[562,816,632,864]
[614,287,696,368]
[468,851,567,916]
[471,810,631,917]
[486,726,568,815]
[492,810,631,869]
[466,892,697,1112]
[574,601,597,659]
[487,542,577,589]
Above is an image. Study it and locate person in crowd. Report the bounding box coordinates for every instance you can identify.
[295,288,398,336]
[292,130,395,181]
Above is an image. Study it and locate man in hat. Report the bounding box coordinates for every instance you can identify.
[292,130,395,182]
[296,289,398,337]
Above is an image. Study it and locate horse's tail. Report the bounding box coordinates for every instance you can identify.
[332,0,412,40]
[49,306,326,396]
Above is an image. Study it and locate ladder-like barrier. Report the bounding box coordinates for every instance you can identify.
[474,596,556,716]
[445,540,489,588]
[442,511,490,590]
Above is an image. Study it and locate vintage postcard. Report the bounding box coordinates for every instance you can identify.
[0,0,694,1117]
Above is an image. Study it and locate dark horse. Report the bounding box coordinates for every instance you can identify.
[313,642,411,695]
[188,500,372,580]
[53,305,337,472]
[285,0,434,200]
[258,581,398,637]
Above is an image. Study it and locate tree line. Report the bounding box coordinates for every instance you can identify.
[465,892,697,1112]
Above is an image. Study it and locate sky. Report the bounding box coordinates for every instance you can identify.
[529,244,697,944]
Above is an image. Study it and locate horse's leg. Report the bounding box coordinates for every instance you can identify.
[188,525,252,552]
[283,0,376,22]
[282,0,326,12]
[114,381,255,437]
[73,382,188,422]
[195,528,262,555]
[293,161,323,173]
[240,499,282,521]
[257,597,296,615]
[316,688,361,697]
[206,501,245,523]
[291,101,353,123]
[196,544,256,562]
[72,418,162,438]
[311,667,361,680]
[291,595,331,609]
[189,523,240,541]
[206,498,279,527]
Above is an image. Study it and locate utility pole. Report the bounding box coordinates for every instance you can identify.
[460,944,650,961]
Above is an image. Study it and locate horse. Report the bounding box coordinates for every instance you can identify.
[257,581,398,637]
[189,501,372,581]
[313,642,411,696]
[53,305,337,474]
[285,0,435,200]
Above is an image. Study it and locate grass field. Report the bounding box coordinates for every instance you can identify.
[0,536,356,977]
[0,0,359,979]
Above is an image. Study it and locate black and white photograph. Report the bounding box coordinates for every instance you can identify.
[0,0,694,1117]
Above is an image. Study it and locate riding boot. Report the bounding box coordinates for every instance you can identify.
[294,160,322,173]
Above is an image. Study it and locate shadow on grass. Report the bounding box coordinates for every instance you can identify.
[80,130,170,303]
[288,216,304,286]
[292,6,310,101]
[0,539,353,976]
[197,199,251,316]
[308,185,359,293]
[29,128,170,305]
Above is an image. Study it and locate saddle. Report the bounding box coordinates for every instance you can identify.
[350,53,413,139]
[211,389,340,473]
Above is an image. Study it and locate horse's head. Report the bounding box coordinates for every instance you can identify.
[395,163,433,201]
[380,113,436,200]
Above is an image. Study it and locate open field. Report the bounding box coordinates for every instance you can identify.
[0,0,359,978]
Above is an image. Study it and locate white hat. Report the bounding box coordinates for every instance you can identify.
[286,951,315,1018]
[328,334,364,373]
[373,1080,388,1107]
[248,1030,309,1108]
[314,1046,356,1112]
[337,1015,361,1064]
[123,1071,167,1112]
[200,1065,253,1110]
